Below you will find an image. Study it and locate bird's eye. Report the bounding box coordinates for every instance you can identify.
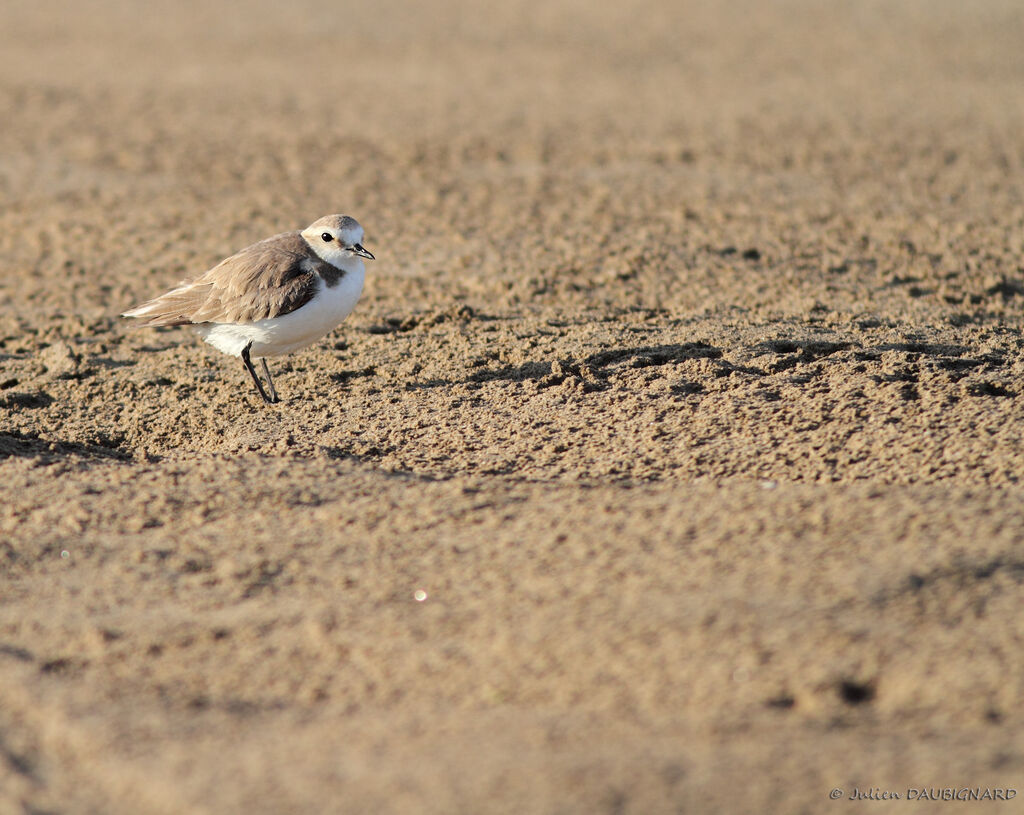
[321,232,333,242]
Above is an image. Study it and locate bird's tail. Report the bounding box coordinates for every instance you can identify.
[121,282,206,327]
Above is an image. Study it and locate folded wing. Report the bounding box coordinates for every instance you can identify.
[122,232,320,326]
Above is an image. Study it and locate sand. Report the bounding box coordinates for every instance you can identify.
[2,1,1024,812]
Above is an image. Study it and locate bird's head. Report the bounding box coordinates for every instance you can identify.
[303,214,374,266]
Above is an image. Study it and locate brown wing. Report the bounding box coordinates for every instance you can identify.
[123,232,321,326]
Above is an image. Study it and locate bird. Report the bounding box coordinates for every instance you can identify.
[122,215,373,404]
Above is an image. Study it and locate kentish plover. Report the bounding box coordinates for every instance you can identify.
[123,215,373,404]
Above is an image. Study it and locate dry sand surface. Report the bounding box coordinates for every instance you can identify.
[2,0,1024,812]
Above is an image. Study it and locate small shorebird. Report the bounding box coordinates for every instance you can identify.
[123,215,373,404]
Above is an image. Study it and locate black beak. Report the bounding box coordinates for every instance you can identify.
[352,244,374,260]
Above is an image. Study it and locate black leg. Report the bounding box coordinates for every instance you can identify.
[241,342,275,404]
[260,357,279,403]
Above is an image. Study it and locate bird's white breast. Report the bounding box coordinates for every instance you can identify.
[195,264,365,359]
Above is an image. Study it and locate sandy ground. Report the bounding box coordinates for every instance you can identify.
[2,1,1024,812]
